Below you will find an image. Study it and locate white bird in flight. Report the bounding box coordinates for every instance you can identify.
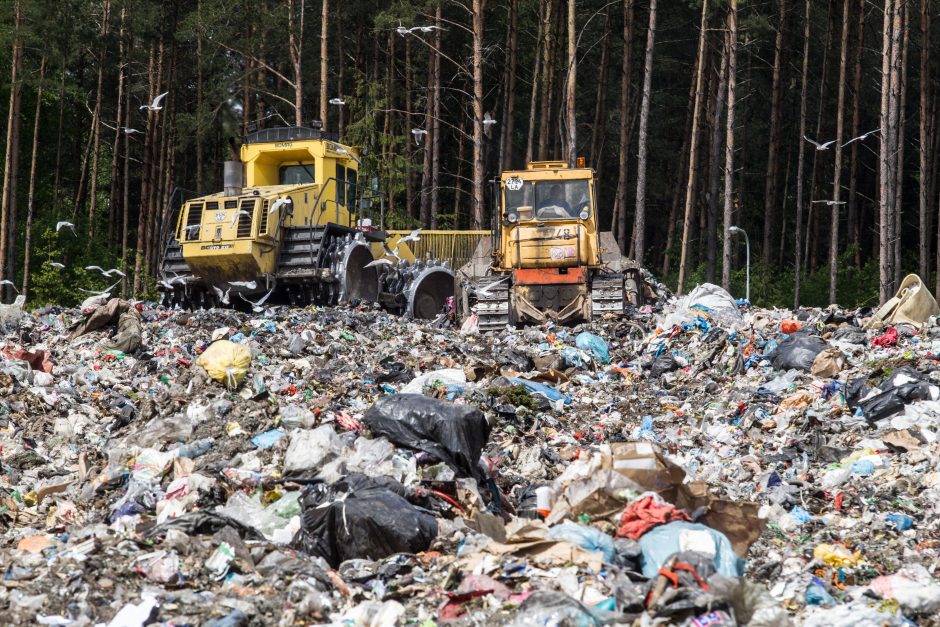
[56,221,76,234]
[231,209,251,227]
[140,91,168,111]
[395,23,411,36]
[158,276,185,290]
[48,262,65,269]
[0,280,19,293]
[803,135,836,151]
[239,287,275,312]
[398,228,422,245]
[212,285,232,305]
[414,25,443,33]
[411,128,427,146]
[365,258,394,269]
[841,128,880,147]
[812,200,846,206]
[476,276,510,296]
[269,198,291,214]
[228,280,257,290]
[483,112,496,137]
[329,97,345,106]
[79,279,121,295]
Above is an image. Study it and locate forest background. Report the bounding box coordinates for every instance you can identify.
[0,0,930,309]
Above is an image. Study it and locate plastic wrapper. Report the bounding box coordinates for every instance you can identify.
[505,591,603,627]
[363,394,489,480]
[289,473,438,568]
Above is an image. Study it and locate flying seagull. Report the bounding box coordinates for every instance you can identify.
[841,128,880,147]
[803,135,836,151]
[212,285,232,305]
[365,258,394,269]
[239,287,275,312]
[228,280,257,290]
[0,280,19,293]
[395,23,411,36]
[411,128,427,146]
[398,228,422,245]
[140,91,168,111]
[48,262,65,269]
[269,197,292,214]
[230,209,251,227]
[56,221,76,234]
[329,97,345,106]
[79,279,121,295]
[476,276,510,296]
[812,200,846,206]
[483,112,496,137]
[158,276,185,290]
[412,25,443,33]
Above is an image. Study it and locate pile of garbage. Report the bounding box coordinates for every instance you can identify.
[1,274,940,625]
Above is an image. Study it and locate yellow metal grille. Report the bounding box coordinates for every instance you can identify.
[388,230,489,270]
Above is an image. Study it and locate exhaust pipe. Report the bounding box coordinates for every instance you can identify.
[223,161,244,196]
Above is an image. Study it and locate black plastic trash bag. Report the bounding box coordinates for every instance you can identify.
[289,473,438,568]
[767,333,828,371]
[363,394,490,480]
[856,367,936,422]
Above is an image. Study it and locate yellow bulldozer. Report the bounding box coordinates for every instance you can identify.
[159,126,457,318]
[456,161,643,331]
[159,126,643,327]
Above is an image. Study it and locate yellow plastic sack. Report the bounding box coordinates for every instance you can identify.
[196,340,252,389]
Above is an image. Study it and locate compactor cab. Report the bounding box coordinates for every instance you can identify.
[459,161,643,331]
[159,127,454,317]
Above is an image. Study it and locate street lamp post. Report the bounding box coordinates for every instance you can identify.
[728,225,750,303]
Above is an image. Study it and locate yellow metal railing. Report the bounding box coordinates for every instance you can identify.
[388,230,489,271]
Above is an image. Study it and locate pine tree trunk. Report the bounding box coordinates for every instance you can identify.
[722,0,738,292]
[590,7,612,172]
[320,0,329,127]
[121,87,131,290]
[53,73,65,201]
[879,0,899,302]
[405,37,414,218]
[706,39,728,284]
[847,0,864,268]
[613,0,634,248]
[565,0,577,165]
[525,3,544,164]
[893,1,909,288]
[537,0,555,160]
[500,0,519,171]
[633,0,655,266]
[287,0,305,127]
[676,0,709,295]
[662,52,699,276]
[22,56,44,301]
[793,0,811,306]
[828,0,850,304]
[134,42,157,295]
[471,0,487,229]
[108,7,127,247]
[918,0,931,280]
[337,4,345,139]
[196,5,204,195]
[0,0,23,297]
[430,7,442,228]
[763,0,787,265]
[87,0,111,243]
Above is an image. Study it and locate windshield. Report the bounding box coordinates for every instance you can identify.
[279,164,315,185]
[504,179,591,220]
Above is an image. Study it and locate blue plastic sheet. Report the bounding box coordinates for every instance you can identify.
[504,376,572,405]
[638,521,745,578]
[547,523,615,563]
[575,332,611,365]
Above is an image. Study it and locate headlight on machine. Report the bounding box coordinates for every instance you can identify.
[506,212,519,223]
[579,209,590,220]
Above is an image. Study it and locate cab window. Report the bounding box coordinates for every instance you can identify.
[505,179,591,221]
[279,164,315,185]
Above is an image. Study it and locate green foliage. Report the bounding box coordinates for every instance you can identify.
[660,249,882,310]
